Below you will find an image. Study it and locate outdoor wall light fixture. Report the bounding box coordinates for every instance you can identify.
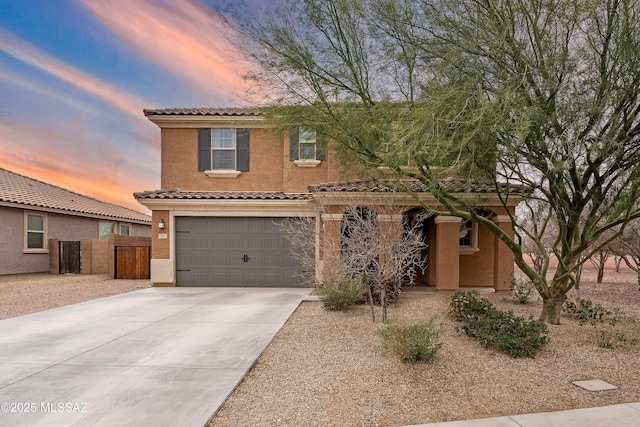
[158,219,165,229]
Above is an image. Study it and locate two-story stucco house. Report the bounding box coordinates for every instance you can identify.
[135,107,521,292]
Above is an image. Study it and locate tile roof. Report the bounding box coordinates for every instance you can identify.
[0,168,151,223]
[308,178,528,195]
[134,190,313,201]
[143,107,261,117]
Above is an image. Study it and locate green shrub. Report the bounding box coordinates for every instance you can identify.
[379,318,443,362]
[563,298,610,325]
[456,310,549,358]
[448,290,495,321]
[316,279,365,311]
[449,290,549,358]
[564,298,638,348]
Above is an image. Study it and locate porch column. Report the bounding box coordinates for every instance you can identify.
[493,215,515,293]
[320,213,343,283]
[433,216,461,291]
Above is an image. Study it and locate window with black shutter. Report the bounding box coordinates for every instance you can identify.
[198,128,249,173]
[290,126,325,166]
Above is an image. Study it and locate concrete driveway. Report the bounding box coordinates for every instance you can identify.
[0,287,310,426]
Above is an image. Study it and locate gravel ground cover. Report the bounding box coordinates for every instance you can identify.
[1,269,638,426]
[0,273,150,320]
[209,267,640,427]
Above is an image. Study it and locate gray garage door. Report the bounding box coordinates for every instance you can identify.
[175,217,310,287]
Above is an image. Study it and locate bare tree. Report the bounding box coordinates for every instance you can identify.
[518,202,557,276]
[280,197,428,321]
[613,255,625,273]
[609,219,640,290]
[588,250,611,285]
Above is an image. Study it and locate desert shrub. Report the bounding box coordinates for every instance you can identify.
[456,310,549,358]
[449,291,549,358]
[316,279,365,311]
[564,298,638,348]
[563,298,610,324]
[448,290,495,321]
[379,318,443,362]
[511,276,539,304]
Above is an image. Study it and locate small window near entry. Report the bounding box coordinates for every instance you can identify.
[25,213,46,250]
[459,219,479,254]
[120,224,130,236]
[459,219,473,246]
[99,222,115,240]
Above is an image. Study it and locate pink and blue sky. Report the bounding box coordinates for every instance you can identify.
[0,0,261,212]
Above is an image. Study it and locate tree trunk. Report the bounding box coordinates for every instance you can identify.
[597,266,605,283]
[540,295,567,325]
[614,256,622,272]
[380,283,387,322]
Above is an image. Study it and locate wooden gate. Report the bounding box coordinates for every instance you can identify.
[59,241,81,274]
[114,246,150,279]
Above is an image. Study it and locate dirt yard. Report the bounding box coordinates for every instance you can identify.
[0,273,150,320]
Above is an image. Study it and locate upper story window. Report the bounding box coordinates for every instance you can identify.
[290,126,325,167]
[212,129,236,169]
[24,212,47,252]
[198,128,250,177]
[299,127,317,160]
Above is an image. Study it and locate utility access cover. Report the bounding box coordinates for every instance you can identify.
[571,379,619,392]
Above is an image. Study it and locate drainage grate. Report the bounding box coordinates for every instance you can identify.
[571,379,620,392]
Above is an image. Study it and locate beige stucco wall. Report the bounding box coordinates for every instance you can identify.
[459,223,496,287]
[161,128,355,193]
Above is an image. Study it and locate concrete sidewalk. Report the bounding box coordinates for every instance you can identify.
[405,402,640,427]
[0,287,310,426]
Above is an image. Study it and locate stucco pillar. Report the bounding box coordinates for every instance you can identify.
[493,215,515,293]
[433,216,461,291]
[320,213,343,283]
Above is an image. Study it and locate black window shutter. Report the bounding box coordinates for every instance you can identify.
[198,128,211,171]
[236,128,250,171]
[316,131,326,161]
[289,127,299,161]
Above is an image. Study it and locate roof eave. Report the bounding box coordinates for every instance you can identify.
[311,191,523,207]
[145,114,267,129]
[0,201,151,224]
[136,197,317,215]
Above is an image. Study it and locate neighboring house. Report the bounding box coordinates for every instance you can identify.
[135,107,522,291]
[0,167,151,275]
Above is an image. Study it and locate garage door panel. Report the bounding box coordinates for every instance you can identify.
[246,237,263,250]
[175,217,311,287]
[228,237,244,249]
[263,255,282,266]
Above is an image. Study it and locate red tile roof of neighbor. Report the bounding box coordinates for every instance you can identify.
[0,168,151,223]
[143,107,261,117]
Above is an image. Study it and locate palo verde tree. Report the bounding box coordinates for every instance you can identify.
[222,0,640,324]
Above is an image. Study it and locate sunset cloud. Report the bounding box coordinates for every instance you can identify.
[0,27,155,124]
[0,119,157,212]
[80,0,254,105]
